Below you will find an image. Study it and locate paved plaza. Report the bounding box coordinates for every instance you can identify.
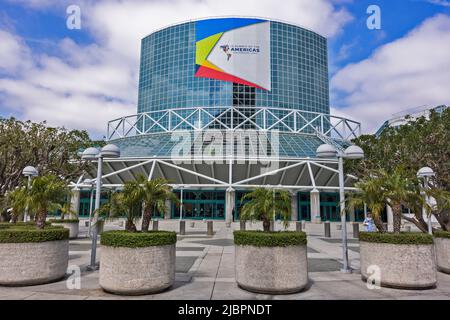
[1,221,450,300]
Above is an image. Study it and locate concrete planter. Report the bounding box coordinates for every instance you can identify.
[235,244,308,294]
[51,221,79,239]
[435,237,450,274]
[99,244,176,295]
[0,240,69,286]
[360,241,437,289]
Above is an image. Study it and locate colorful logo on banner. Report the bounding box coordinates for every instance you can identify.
[195,18,271,91]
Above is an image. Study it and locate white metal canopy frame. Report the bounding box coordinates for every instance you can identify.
[70,157,358,192]
[72,106,361,192]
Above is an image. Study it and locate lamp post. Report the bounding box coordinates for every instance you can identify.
[22,166,38,222]
[316,144,364,273]
[417,167,435,235]
[82,144,120,270]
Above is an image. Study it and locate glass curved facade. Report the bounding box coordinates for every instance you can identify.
[137,18,329,115]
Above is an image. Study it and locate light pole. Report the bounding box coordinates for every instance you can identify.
[316,144,364,273]
[82,144,120,270]
[417,167,435,235]
[22,166,38,222]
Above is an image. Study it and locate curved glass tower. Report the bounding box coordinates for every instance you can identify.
[138,18,329,114]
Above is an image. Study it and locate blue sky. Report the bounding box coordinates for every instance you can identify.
[0,0,449,138]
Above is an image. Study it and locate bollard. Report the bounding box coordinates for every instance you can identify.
[179,220,186,235]
[296,221,302,232]
[152,220,158,231]
[207,220,214,236]
[240,220,246,231]
[324,221,331,238]
[352,222,359,239]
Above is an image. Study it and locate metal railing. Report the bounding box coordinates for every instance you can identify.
[107,106,361,142]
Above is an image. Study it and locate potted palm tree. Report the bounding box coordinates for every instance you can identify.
[233,188,308,294]
[49,202,79,239]
[350,169,437,289]
[0,175,69,286]
[138,176,178,232]
[99,178,177,295]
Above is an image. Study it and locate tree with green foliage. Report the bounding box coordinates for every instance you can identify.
[98,180,143,232]
[0,118,95,220]
[25,175,69,228]
[348,108,450,233]
[5,187,28,223]
[240,188,291,232]
[348,174,387,232]
[137,176,177,232]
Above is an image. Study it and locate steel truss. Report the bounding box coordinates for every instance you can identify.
[107,106,361,142]
[71,157,357,192]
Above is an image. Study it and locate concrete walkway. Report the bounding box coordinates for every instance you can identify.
[1,221,449,300]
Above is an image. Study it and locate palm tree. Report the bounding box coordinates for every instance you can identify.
[5,187,28,223]
[27,175,69,229]
[60,203,77,220]
[99,180,143,232]
[382,167,419,233]
[137,175,177,232]
[240,188,291,232]
[348,174,387,232]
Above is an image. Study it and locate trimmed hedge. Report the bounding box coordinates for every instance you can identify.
[434,231,450,239]
[0,221,51,227]
[0,226,69,243]
[359,232,433,245]
[49,219,80,224]
[100,230,177,248]
[234,231,307,247]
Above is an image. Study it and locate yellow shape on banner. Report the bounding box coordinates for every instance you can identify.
[196,32,223,66]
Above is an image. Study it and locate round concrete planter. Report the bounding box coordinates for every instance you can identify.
[235,244,308,294]
[51,221,79,239]
[100,244,176,295]
[0,240,69,286]
[360,241,437,289]
[435,236,450,274]
[99,231,177,295]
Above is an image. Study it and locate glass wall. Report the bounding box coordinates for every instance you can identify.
[298,192,311,221]
[172,190,225,220]
[137,19,329,115]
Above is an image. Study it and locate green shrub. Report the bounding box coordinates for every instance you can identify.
[359,232,433,245]
[0,226,69,243]
[233,231,307,247]
[49,219,80,223]
[100,231,177,248]
[0,221,51,227]
[434,231,450,239]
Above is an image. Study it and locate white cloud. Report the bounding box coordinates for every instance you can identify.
[0,0,352,138]
[331,14,450,133]
[0,30,32,74]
